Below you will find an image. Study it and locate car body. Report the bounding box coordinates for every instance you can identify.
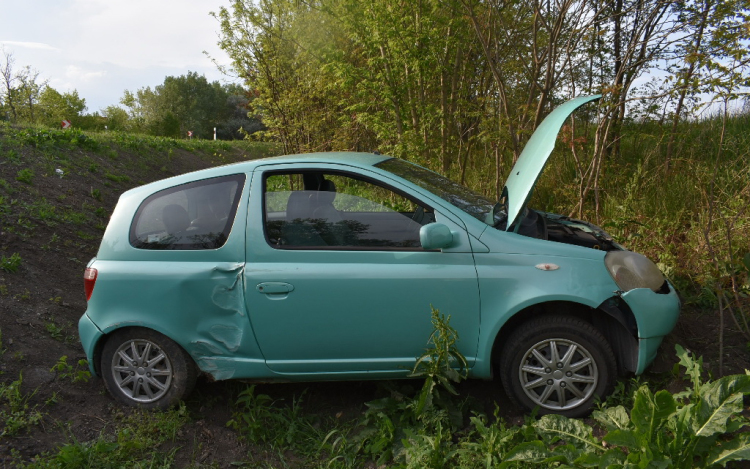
[78,96,680,416]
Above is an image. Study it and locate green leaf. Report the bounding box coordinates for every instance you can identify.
[548,443,584,465]
[695,391,744,437]
[631,386,676,440]
[603,429,639,449]
[693,374,750,437]
[572,449,603,466]
[596,448,627,468]
[742,252,750,271]
[675,344,703,389]
[593,405,632,431]
[503,441,551,463]
[534,414,603,451]
[707,432,750,467]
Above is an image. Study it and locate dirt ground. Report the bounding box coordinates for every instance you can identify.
[0,136,748,466]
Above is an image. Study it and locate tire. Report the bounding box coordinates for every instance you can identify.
[499,315,616,418]
[101,328,197,409]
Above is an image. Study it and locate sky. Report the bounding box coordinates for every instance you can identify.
[0,0,236,113]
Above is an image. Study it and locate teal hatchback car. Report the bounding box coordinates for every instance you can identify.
[78,96,680,417]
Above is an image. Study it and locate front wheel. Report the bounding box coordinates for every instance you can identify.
[499,316,616,418]
[101,328,197,409]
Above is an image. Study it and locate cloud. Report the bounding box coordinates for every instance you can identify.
[66,0,227,70]
[1,0,234,110]
[65,65,107,82]
[0,41,59,51]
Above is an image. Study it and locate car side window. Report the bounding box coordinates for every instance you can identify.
[264,171,435,249]
[130,174,245,250]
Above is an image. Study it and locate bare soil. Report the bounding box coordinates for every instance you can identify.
[0,131,748,466]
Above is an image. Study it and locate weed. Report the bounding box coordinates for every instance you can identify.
[501,345,750,468]
[28,198,57,224]
[63,210,87,225]
[104,172,130,184]
[76,230,98,241]
[27,404,189,467]
[12,351,25,361]
[3,149,22,164]
[94,206,107,218]
[50,356,92,383]
[410,306,468,420]
[15,168,34,184]
[228,386,318,450]
[45,393,59,406]
[0,374,43,437]
[1,253,22,273]
[41,233,60,251]
[91,187,102,201]
[0,178,12,193]
[88,163,99,173]
[16,217,34,231]
[49,296,62,305]
[0,283,7,295]
[44,320,74,343]
[15,289,31,301]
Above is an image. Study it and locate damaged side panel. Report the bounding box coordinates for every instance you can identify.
[86,260,270,380]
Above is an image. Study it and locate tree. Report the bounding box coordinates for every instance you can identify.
[1,48,21,122]
[102,105,132,131]
[664,0,750,171]
[37,86,87,127]
[117,72,259,139]
[16,67,46,124]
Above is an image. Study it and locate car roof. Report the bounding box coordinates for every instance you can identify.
[120,152,391,199]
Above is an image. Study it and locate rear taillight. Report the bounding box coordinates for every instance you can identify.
[84,268,98,301]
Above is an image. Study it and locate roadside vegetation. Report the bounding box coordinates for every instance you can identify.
[1,0,749,466]
[1,96,749,469]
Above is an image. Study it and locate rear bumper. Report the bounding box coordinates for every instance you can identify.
[78,312,104,376]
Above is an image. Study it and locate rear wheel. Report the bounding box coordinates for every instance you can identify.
[101,328,197,409]
[499,316,616,418]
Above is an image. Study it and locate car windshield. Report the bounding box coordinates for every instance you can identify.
[376,158,495,224]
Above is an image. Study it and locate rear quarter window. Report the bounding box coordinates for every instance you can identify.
[130,174,245,250]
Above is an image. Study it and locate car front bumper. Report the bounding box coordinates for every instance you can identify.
[621,282,681,374]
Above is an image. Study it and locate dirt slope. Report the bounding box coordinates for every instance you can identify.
[0,128,263,465]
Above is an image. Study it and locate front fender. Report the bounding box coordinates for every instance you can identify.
[471,258,617,378]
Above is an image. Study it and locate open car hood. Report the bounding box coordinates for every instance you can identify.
[503,95,601,230]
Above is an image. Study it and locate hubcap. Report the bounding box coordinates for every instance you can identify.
[111,339,172,403]
[518,338,598,411]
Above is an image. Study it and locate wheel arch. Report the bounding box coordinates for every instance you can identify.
[487,298,639,378]
[93,324,198,377]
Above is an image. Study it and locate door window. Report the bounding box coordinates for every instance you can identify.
[264,172,434,249]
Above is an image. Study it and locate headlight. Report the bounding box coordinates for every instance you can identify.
[605,251,664,292]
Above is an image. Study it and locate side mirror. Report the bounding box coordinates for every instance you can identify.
[420,223,453,250]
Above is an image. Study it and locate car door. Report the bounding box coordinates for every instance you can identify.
[243,164,481,376]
